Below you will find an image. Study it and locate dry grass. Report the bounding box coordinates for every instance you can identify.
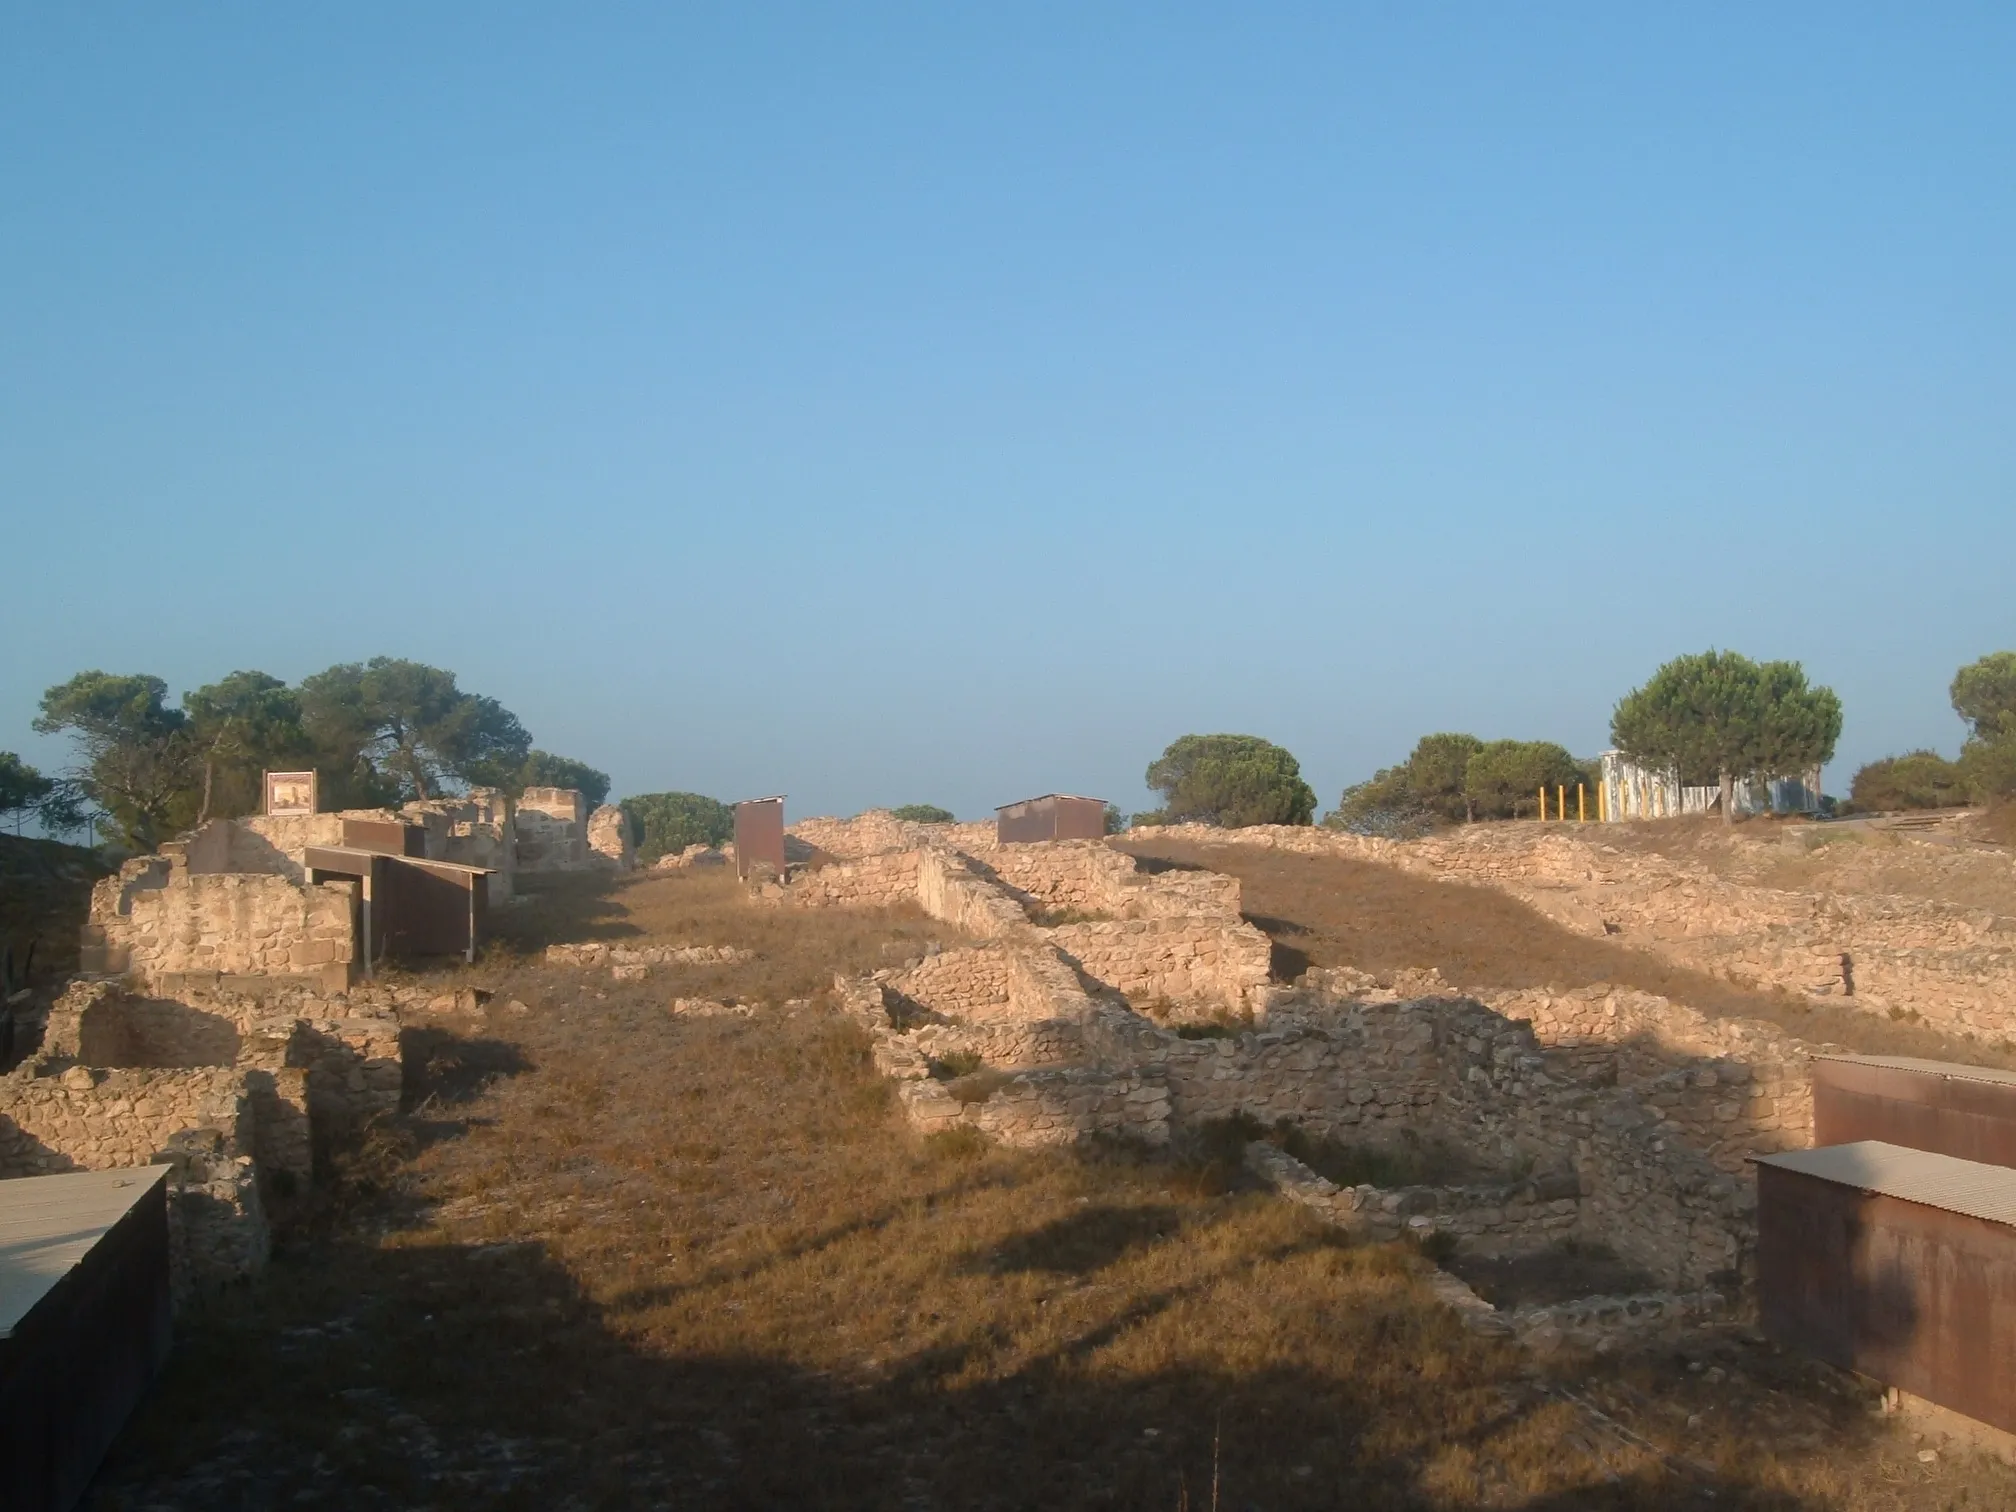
[1122,837,2016,1068]
[79,869,2016,1508]
[0,832,109,980]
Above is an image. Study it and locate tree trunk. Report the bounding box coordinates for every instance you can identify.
[1719,769,1736,825]
[196,758,215,829]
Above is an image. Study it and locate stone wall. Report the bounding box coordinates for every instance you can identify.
[405,789,515,900]
[1135,822,2016,1039]
[1047,916,1270,1018]
[775,850,924,909]
[83,865,357,991]
[515,787,589,872]
[587,804,633,870]
[895,1062,1172,1147]
[1245,1140,1581,1253]
[0,1063,269,1286]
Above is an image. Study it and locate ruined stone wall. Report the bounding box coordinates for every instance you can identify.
[0,1064,269,1285]
[895,1063,1172,1147]
[775,850,925,909]
[1047,917,1271,1017]
[1136,822,2016,1039]
[587,804,633,870]
[1244,1141,1581,1252]
[86,868,357,990]
[892,946,1012,1017]
[515,787,589,872]
[405,790,515,900]
[980,840,1243,922]
[787,811,937,859]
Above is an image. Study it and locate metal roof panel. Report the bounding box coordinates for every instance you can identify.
[1753,1141,2016,1227]
[0,1166,170,1337]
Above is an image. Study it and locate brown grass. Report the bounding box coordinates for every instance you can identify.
[1122,836,2016,1068]
[81,869,2016,1508]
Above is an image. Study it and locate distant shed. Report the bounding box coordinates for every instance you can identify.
[996,795,1106,845]
[0,1166,173,1512]
[1813,1055,2016,1170]
[1755,1141,2016,1433]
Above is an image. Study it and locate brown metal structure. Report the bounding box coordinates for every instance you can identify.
[304,847,492,970]
[734,797,787,881]
[338,818,426,858]
[0,1167,172,1512]
[1813,1056,2016,1170]
[995,794,1106,845]
[1755,1142,2016,1433]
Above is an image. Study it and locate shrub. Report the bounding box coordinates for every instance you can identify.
[1462,740,1586,820]
[1848,751,1970,812]
[891,804,954,824]
[622,791,734,862]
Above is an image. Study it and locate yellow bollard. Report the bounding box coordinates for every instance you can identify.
[1558,784,1566,823]
[1578,783,1586,822]
[1538,786,1547,821]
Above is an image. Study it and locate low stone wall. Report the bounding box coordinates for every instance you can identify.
[788,811,940,859]
[774,849,925,909]
[1133,822,2016,1040]
[0,1063,269,1287]
[896,1064,1172,1147]
[1246,1140,1581,1251]
[981,840,1244,923]
[893,946,1012,1017]
[1047,916,1271,1017]
[83,866,357,990]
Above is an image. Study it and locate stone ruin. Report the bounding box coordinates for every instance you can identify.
[754,809,1812,1349]
[1,783,631,1297]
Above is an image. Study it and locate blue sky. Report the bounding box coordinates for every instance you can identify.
[3,5,2012,820]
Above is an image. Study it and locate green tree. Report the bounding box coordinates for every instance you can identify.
[33,672,197,850]
[1952,653,2016,742]
[298,658,531,801]
[1102,803,1127,835]
[0,752,56,829]
[890,804,955,824]
[183,670,315,826]
[1144,734,1317,828]
[623,791,734,862]
[1462,740,1586,820]
[1849,751,1970,813]
[516,751,612,809]
[1951,652,2016,804]
[1610,651,1842,825]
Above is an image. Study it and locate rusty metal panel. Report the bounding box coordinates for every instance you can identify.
[339,819,425,857]
[1758,1162,2016,1433]
[378,859,478,961]
[996,795,1108,845]
[1815,1057,2016,1170]
[734,798,786,881]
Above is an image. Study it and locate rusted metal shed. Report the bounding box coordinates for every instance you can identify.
[995,794,1107,845]
[1813,1055,2016,1170]
[338,817,426,858]
[1754,1141,2016,1433]
[734,797,787,881]
[0,1166,172,1512]
[304,847,493,970]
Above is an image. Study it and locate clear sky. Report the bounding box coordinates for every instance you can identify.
[4,5,2012,820]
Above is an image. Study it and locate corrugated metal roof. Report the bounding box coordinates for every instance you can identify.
[0,1166,169,1337]
[1814,1054,2016,1090]
[1754,1141,2016,1227]
[994,794,1103,810]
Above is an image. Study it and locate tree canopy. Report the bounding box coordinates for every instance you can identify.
[1952,653,2016,743]
[1326,733,1484,835]
[183,670,316,826]
[33,672,196,849]
[890,804,955,824]
[1610,651,1842,823]
[1144,734,1316,829]
[299,658,531,801]
[1462,740,1585,820]
[0,752,56,824]
[623,791,734,861]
